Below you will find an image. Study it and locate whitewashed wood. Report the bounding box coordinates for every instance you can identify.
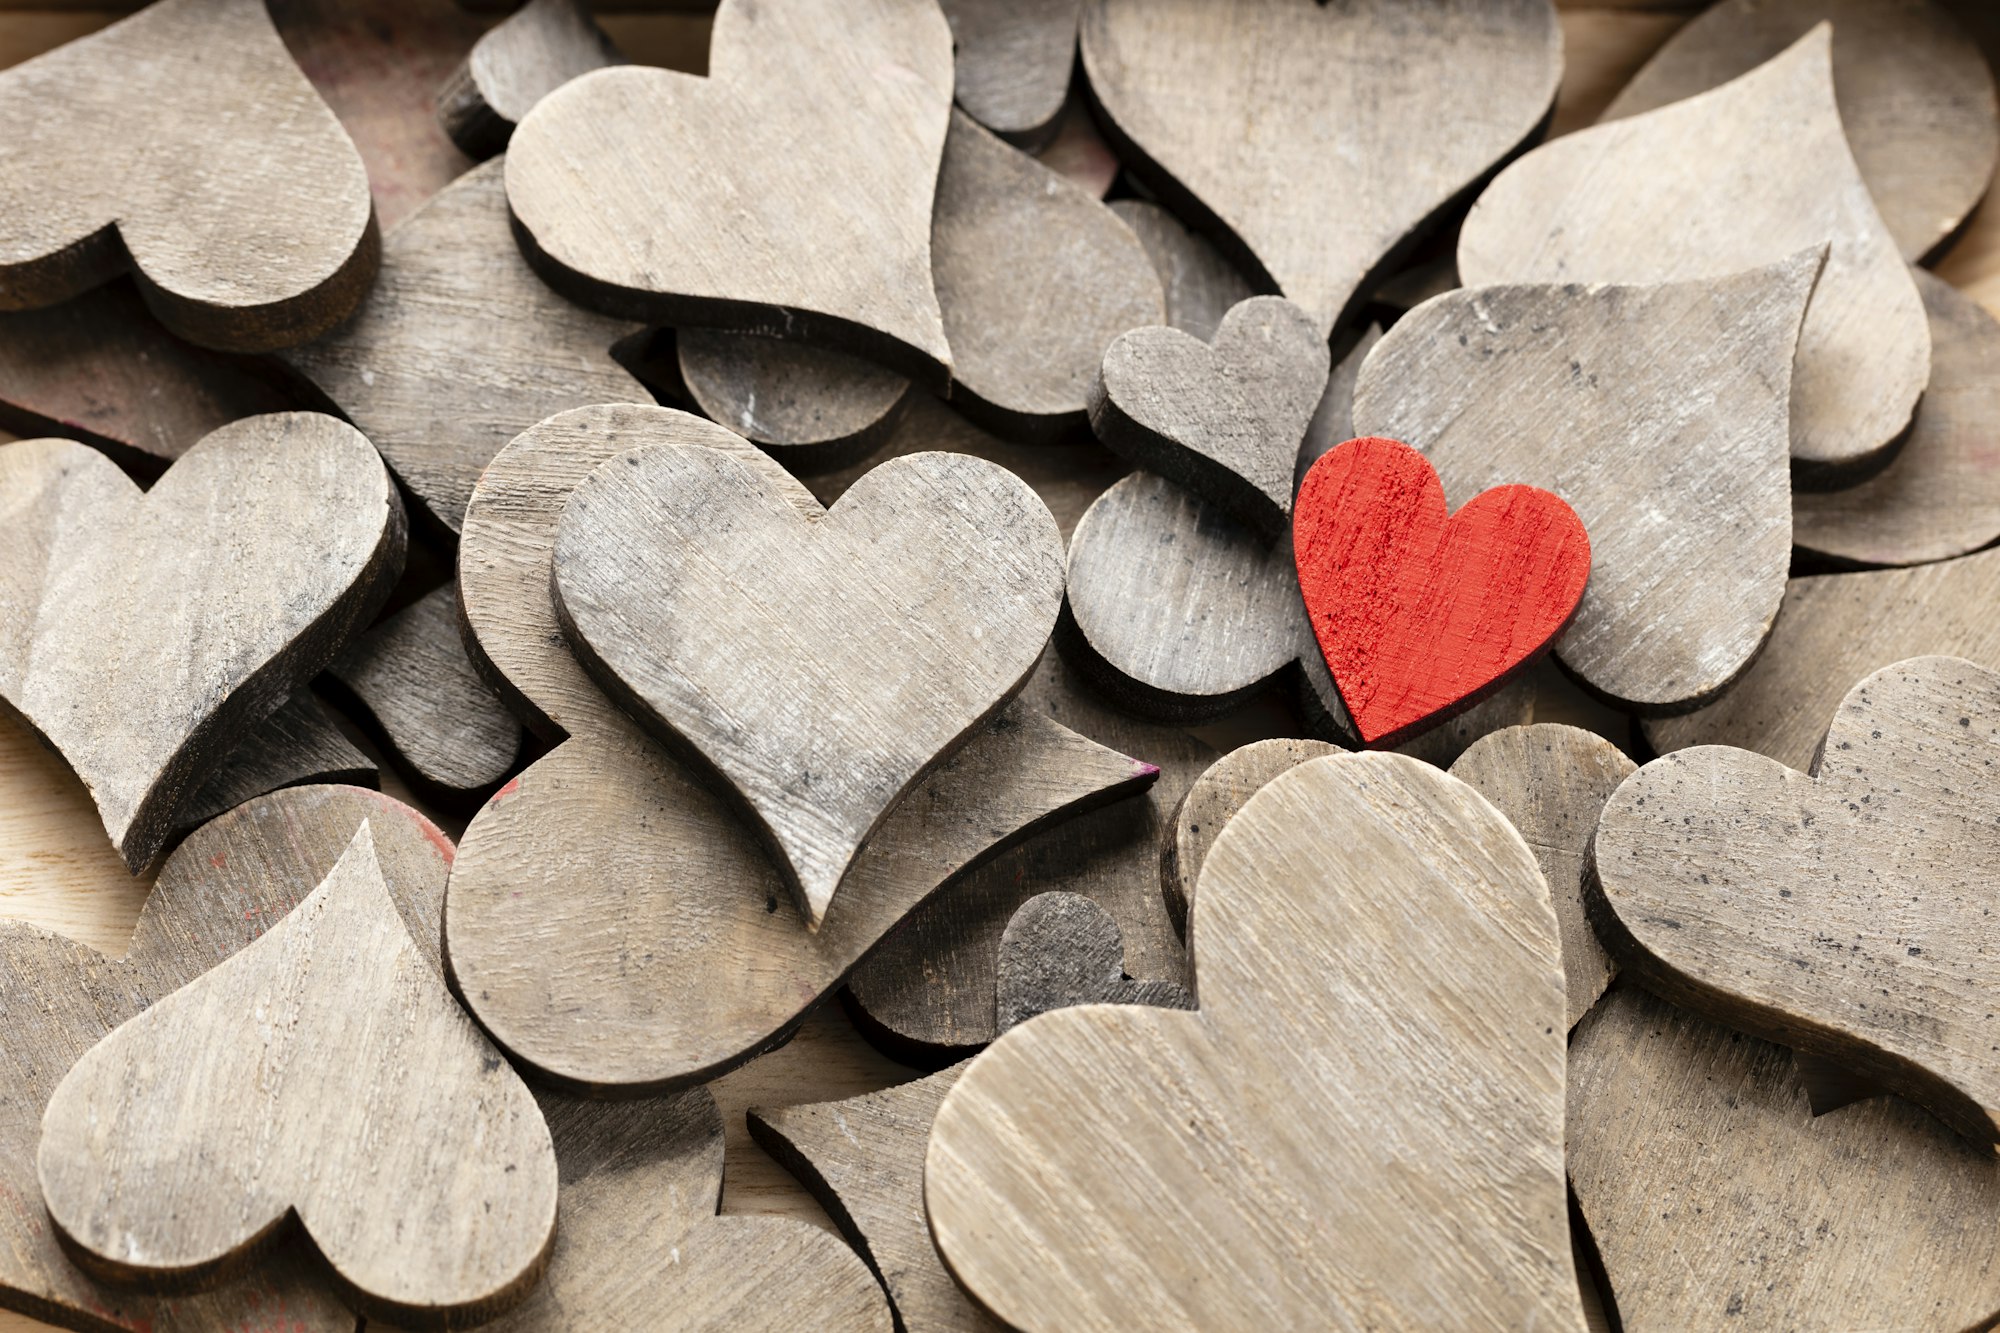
[1594,656,2000,1144]
[932,109,1163,442]
[1643,548,2000,767]
[0,0,376,352]
[677,330,913,472]
[1572,985,2000,1332]
[1161,737,1338,937]
[994,891,1192,1034]
[1794,268,2000,567]
[1080,0,1561,336]
[174,692,376,833]
[1090,296,1328,540]
[437,0,622,158]
[285,158,648,534]
[1460,27,1931,480]
[324,584,523,798]
[1603,0,1999,262]
[927,753,1579,1332]
[939,0,1077,146]
[505,0,956,383]
[1354,256,1817,713]
[1450,724,1632,1029]
[0,415,402,871]
[1107,199,1254,343]
[553,442,1066,926]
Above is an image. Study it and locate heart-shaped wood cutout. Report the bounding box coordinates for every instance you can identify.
[0,0,377,352]
[994,891,1191,1035]
[1352,255,1818,713]
[174,691,376,835]
[505,0,954,383]
[927,752,1579,1330]
[941,0,1080,145]
[1079,0,1560,335]
[1593,655,2000,1143]
[1090,295,1329,540]
[437,0,622,159]
[0,414,403,871]
[1293,436,1589,748]
[1572,985,2000,1330]
[553,444,1065,926]
[40,822,559,1326]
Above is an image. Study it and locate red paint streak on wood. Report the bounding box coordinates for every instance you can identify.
[1294,436,1589,747]
[209,852,228,869]
[363,786,458,865]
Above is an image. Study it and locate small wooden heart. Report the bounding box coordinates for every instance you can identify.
[927,752,1580,1330]
[436,0,622,158]
[1090,295,1329,539]
[1592,655,2000,1143]
[1293,436,1590,747]
[995,891,1192,1034]
[553,444,1065,926]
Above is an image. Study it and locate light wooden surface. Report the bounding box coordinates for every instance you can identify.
[1596,656,2000,1145]
[937,0,1076,147]
[993,891,1190,1033]
[1161,736,1338,937]
[437,0,621,158]
[1353,256,1817,713]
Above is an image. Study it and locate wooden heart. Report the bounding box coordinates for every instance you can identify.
[1572,985,2000,1330]
[40,823,558,1325]
[1090,295,1329,539]
[553,443,1065,925]
[1079,0,1560,335]
[1460,27,1930,480]
[1162,737,1339,936]
[927,752,1579,1330]
[1108,199,1255,344]
[995,891,1191,1035]
[940,0,1079,145]
[437,0,622,158]
[1352,255,1817,712]
[1293,436,1590,747]
[1593,655,2000,1143]
[174,692,376,835]
[0,414,403,870]
[0,0,376,351]
[505,0,955,382]
[285,158,649,534]
[677,329,914,471]
[1602,0,1998,263]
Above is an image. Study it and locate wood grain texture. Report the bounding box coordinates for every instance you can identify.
[1353,257,1818,713]
[1294,323,1382,496]
[505,0,956,383]
[1294,436,1590,747]
[0,0,378,352]
[173,691,376,834]
[1571,984,2000,1332]
[284,157,649,534]
[927,753,1580,1332]
[939,0,1077,146]
[1602,0,1999,263]
[1643,547,2000,767]
[1161,737,1337,938]
[994,891,1192,1034]
[1594,655,2000,1144]
[553,443,1066,926]
[1794,268,2000,567]
[0,782,454,1333]
[324,584,522,799]
[1079,0,1561,336]
[1460,27,1930,481]
[1449,724,1632,1029]
[1090,295,1328,540]
[677,329,914,472]
[1107,200,1254,344]
[843,652,1206,1063]
[931,109,1163,442]
[437,0,621,158]
[0,414,403,871]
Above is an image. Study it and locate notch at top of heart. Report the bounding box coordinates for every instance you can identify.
[552,444,1067,928]
[504,0,955,387]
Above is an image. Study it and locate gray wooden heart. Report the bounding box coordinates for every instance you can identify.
[0,413,403,871]
[1089,294,1328,539]
[553,445,1065,926]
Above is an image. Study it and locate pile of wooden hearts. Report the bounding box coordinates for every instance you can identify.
[4,0,2000,1328]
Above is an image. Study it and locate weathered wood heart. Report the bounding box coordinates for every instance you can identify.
[1593,655,2000,1143]
[927,752,1580,1330]
[0,413,402,871]
[505,0,955,382]
[552,443,1065,926]
[39,822,558,1326]
[940,0,1080,145]
[994,891,1192,1035]
[1161,737,1338,936]
[174,692,375,835]
[1293,436,1589,748]
[1090,295,1329,540]
[677,328,914,471]
[1079,0,1560,335]
[437,0,621,158]
[0,0,377,351]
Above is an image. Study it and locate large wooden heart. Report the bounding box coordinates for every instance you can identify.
[553,444,1064,926]
[0,413,402,871]
[0,0,376,351]
[1592,655,2000,1143]
[927,752,1580,1330]
[505,0,955,382]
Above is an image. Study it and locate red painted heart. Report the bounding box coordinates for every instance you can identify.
[1294,436,1589,747]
